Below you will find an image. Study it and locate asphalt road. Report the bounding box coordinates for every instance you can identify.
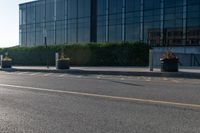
[0,71,200,133]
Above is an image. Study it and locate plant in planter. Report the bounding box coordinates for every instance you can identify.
[160,51,179,72]
[1,53,12,69]
[56,50,70,70]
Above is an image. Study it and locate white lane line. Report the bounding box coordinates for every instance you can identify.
[17,72,29,75]
[30,72,41,76]
[120,77,125,80]
[59,74,66,77]
[16,72,23,75]
[43,73,53,77]
[59,74,81,78]
[76,75,83,78]
[0,83,200,109]
[97,76,101,79]
[162,77,168,81]
[171,80,180,83]
[3,72,12,75]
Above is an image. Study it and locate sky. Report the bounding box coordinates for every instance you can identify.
[0,0,32,48]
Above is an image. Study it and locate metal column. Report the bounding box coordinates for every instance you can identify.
[140,0,144,41]
[183,0,187,46]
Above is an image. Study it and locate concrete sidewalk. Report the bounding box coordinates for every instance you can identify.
[1,66,200,79]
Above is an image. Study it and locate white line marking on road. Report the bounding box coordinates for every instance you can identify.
[30,72,41,76]
[16,72,24,75]
[59,74,66,77]
[16,72,22,75]
[4,72,12,75]
[171,80,180,83]
[162,77,168,81]
[97,76,101,79]
[120,78,125,80]
[136,77,141,79]
[43,73,52,76]
[0,83,200,109]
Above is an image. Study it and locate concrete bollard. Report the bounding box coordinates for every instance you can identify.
[149,49,154,71]
[0,55,3,66]
[0,55,3,61]
[55,52,59,69]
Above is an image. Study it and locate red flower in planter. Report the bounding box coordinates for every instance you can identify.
[161,51,179,72]
[3,56,12,61]
[162,51,177,60]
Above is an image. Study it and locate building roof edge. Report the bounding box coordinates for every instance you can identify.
[19,0,37,6]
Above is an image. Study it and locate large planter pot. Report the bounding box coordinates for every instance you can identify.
[56,59,70,70]
[1,60,12,68]
[160,58,179,72]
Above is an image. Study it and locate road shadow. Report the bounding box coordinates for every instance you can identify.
[98,78,144,87]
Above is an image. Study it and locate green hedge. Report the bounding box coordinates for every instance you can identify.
[0,42,150,66]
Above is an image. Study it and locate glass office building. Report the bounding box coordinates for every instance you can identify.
[19,0,200,47]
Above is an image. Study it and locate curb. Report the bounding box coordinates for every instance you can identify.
[1,68,200,79]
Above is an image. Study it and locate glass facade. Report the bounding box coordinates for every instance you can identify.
[125,0,141,42]
[96,0,107,42]
[20,0,200,46]
[144,0,161,46]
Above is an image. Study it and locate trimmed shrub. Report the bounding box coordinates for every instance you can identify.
[0,42,150,66]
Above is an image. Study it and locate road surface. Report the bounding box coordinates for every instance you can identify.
[0,71,200,133]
